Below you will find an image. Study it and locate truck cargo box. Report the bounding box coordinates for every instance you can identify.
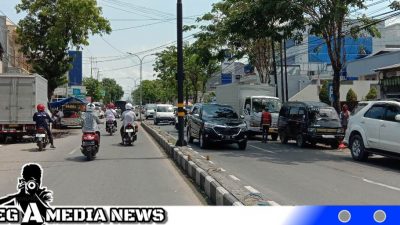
[0,74,48,125]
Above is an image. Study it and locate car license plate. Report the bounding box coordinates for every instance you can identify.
[83,141,95,146]
[322,135,335,139]
[36,134,46,138]
[126,129,134,133]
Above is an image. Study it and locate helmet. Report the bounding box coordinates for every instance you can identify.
[37,104,45,112]
[125,103,133,110]
[109,103,115,109]
[86,103,95,112]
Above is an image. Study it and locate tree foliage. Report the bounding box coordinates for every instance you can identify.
[365,87,378,100]
[16,0,111,99]
[319,80,331,105]
[102,78,124,104]
[83,78,103,102]
[346,88,358,102]
[131,80,168,105]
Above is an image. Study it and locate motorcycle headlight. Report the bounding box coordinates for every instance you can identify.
[204,122,215,129]
[308,128,316,133]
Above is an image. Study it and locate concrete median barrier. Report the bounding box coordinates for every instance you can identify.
[141,122,273,206]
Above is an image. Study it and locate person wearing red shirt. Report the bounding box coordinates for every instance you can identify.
[260,107,272,143]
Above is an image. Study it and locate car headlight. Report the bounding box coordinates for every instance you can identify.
[204,122,216,129]
[308,128,316,133]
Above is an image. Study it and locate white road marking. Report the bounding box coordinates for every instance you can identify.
[200,155,206,159]
[249,145,275,153]
[193,150,199,154]
[267,201,280,206]
[229,175,240,181]
[69,146,81,155]
[362,178,400,192]
[220,168,226,172]
[209,160,215,164]
[245,186,260,194]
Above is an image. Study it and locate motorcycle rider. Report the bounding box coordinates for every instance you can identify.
[120,103,137,144]
[105,103,117,127]
[81,103,103,142]
[33,104,55,148]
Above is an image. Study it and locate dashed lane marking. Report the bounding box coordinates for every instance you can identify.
[229,175,240,181]
[249,145,275,153]
[362,178,400,192]
[69,146,81,155]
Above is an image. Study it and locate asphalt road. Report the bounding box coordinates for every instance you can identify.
[153,120,400,205]
[0,122,205,205]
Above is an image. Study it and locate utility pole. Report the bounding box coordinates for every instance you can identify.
[90,57,93,78]
[279,40,285,102]
[271,40,278,98]
[284,39,289,102]
[176,0,186,146]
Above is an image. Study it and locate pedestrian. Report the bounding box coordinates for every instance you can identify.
[260,107,272,143]
[340,104,350,131]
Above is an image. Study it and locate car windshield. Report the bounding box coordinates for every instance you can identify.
[147,106,155,110]
[157,106,173,112]
[310,107,340,122]
[252,98,282,113]
[202,105,238,119]
[352,102,368,115]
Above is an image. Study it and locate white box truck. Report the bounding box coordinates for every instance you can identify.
[216,83,282,140]
[0,74,48,142]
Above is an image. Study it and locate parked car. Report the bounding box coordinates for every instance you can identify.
[154,104,175,125]
[186,103,248,150]
[344,100,400,161]
[278,101,344,149]
[145,104,156,119]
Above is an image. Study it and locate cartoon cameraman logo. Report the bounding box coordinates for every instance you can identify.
[0,163,52,224]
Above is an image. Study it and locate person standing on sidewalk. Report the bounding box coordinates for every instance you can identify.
[260,107,272,143]
[340,104,350,131]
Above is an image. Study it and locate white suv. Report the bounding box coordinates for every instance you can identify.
[344,100,400,161]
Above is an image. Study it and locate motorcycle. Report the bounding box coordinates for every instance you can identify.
[81,131,100,161]
[35,127,48,151]
[106,119,117,135]
[122,123,137,146]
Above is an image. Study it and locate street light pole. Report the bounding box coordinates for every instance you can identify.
[127,52,154,121]
[176,0,186,146]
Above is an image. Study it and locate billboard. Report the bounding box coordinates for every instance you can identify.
[68,50,83,86]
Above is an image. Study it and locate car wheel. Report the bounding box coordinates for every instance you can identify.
[199,131,208,149]
[187,127,194,143]
[279,132,288,144]
[271,133,278,141]
[350,134,368,161]
[238,141,247,150]
[296,134,306,148]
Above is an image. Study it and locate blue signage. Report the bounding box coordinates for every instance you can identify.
[221,73,232,85]
[68,51,83,86]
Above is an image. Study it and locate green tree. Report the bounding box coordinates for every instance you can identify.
[83,78,102,101]
[16,0,111,99]
[346,88,358,103]
[101,78,124,104]
[365,87,378,100]
[319,80,331,105]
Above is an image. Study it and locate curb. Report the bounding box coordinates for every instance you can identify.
[141,122,271,206]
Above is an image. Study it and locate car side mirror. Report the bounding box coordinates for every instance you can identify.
[240,115,245,119]
[395,114,400,122]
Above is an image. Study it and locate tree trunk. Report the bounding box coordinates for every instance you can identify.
[332,69,341,112]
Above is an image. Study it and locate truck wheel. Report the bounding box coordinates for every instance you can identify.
[296,134,306,148]
[271,133,278,141]
[350,134,368,161]
[279,132,288,144]
[238,141,247,150]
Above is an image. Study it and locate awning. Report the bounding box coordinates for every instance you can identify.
[374,63,400,72]
[49,97,87,108]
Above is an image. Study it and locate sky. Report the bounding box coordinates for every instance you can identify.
[0,0,219,99]
[0,0,395,100]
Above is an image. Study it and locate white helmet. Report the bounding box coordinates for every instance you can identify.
[86,103,95,112]
[125,103,133,110]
